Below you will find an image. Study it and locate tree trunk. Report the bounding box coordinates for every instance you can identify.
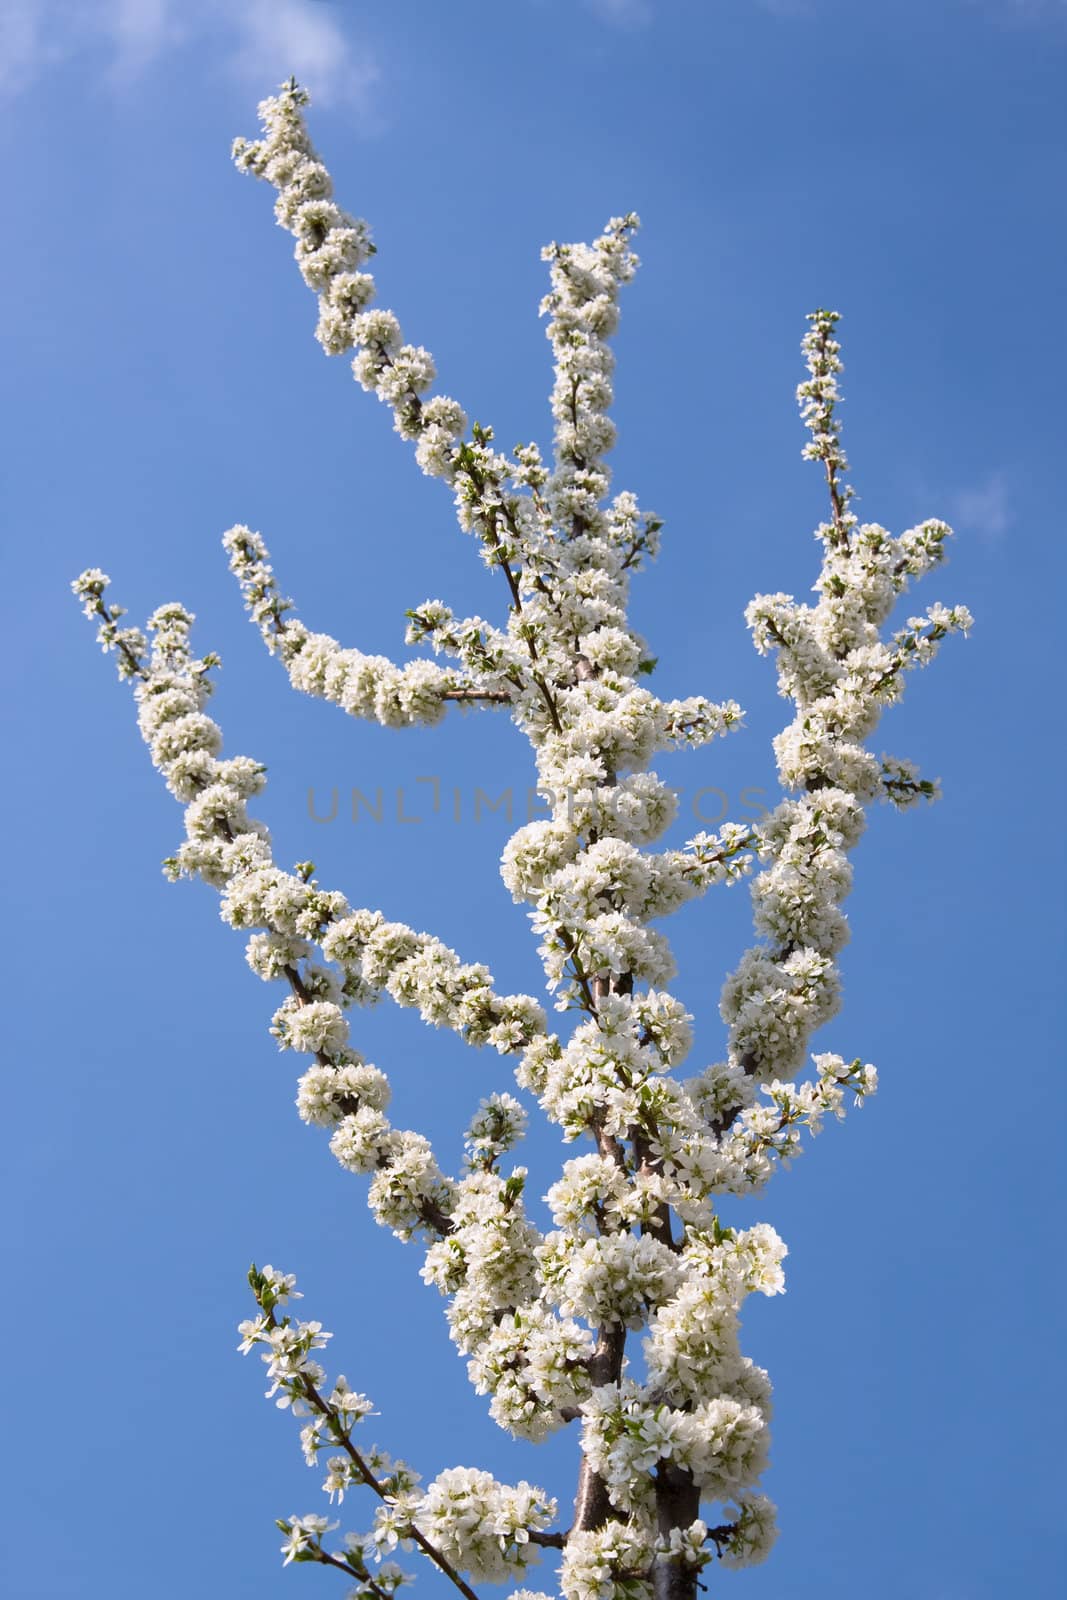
[652,1465,701,1600]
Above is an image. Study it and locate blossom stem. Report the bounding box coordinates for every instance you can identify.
[261,1304,483,1600]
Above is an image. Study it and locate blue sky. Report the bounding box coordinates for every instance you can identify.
[3,1,1065,1596]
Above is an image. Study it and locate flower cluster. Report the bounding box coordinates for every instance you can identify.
[70,573,544,1253]
[695,311,971,1141]
[241,1268,555,1593]
[414,1467,557,1584]
[76,88,970,1600]
[224,523,478,728]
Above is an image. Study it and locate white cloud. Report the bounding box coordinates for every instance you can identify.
[107,0,185,75]
[0,1,67,92]
[953,0,1067,18]
[583,0,813,25]
[948,471,1012,542]
[0,0,377,109]
[585,0,1067,19]
[584,0,653,26]
[754,0,814,15]
[224,1,378,107]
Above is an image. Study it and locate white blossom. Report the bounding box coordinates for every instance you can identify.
[414,1466,556,1583]
[74,98,971,1600]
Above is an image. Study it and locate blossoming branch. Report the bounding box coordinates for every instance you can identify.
[73,79,970,1600]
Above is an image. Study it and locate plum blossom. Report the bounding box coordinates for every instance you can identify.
[72,85,969,1600]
